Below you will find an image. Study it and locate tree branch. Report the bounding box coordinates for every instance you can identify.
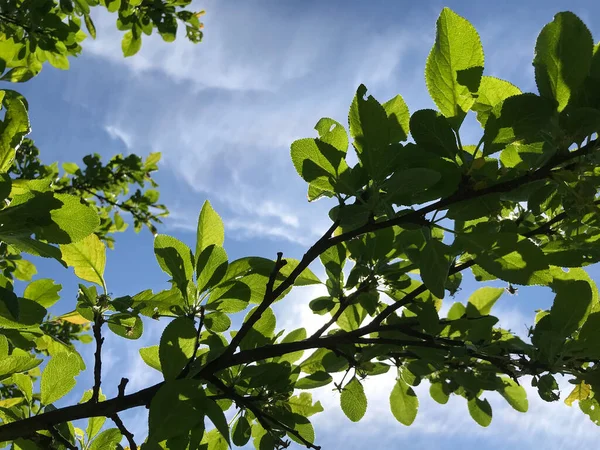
[90,312,104,404]
[0,139,596,441]
[110,414,137,450]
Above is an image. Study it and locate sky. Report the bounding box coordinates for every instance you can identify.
[13,0,600,448]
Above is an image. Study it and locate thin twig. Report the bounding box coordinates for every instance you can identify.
[181,306,205,377]
[111,413,137,450]
[225,252,288,355]
[310,280,373,339]
[117,378,129,398]
[208,375,321,450]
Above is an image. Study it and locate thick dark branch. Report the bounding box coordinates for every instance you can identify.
[90,313,104,404]
[110,414,137,450]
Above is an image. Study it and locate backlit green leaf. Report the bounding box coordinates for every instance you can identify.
[390,377,419,425]
[61,234,106,289]
[159,317,198,380]
[196,200,225,256]
[468,397,492,427]
[534,12,593,111]
[420,240,451,298]
[425,7,484,126]
[340,376,367,422]
[40,353,82,405]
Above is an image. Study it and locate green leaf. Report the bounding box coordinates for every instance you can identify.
[13,259,36,281]
[296,371,333,390]
[348,84,390,180]
[40,353,82,405]
[232,415,251,447]
[11,373,32,402]
[314,117,348,152]
[290,137,348,192]
[0,355,42,378]
[468,397,492,427]
[196,201,225,256]
[139,346,162,373]
[483,93,556,156]
[154,234,194,296]
[61,234,106,289]
[425,7,484,126]
[88,428,121,450]
[84,14,97,39]
[383,95,410,142]
[419,240,450,298]
[45,51,70,70]
[86,414,106,443]
[549,278,593,338]
[196,245,228,293]
[429,382,450,405]
[382,168,441,206]
[201,397,230,446]
[409,109,458,158]
[279,327,307,364]
[23,279,61,308]
[466,287,504,317]
[340,376,367,422]
[0,94,30,173]
[107,313,143,340]
[565,381,591,406]
[122,29,142,57]
[534,12,594,111]
[499,378,528,412]
[0,67,37,83]
[390,377,419,425]
[148,379,205,442]
[239,306,276,350]
[457,232,550,285]
[204,311,231,333]
[472,76,522,126]
[159,317,197,380]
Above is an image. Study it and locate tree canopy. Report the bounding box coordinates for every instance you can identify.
[1,5,600,450]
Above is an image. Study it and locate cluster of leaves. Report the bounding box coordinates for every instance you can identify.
[1,5,600,450]
[0,0,205,81]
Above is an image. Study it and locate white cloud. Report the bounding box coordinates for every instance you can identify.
[104,125,133,151]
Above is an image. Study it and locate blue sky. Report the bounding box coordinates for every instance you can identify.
[14,0,600,448]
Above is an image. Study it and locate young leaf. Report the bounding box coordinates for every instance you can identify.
[122,29,142,57]
[40,353,82,405]
[23,279,62,308]
[60,234,106,290]
[340,376,367,422]
[0,94,30,173]
[390,378,419,425]
[196,245,228,293]
[420,240,450,299]
[425,7,484,126]
[196,200,225,256]
[534,12,593,111]
[466,287,504,317]
[139,346,162,372]
[409,109,458,158]
[472,76,522,126]
[88,428,121,450]
[468,397,492,427]
[499,378,528,412]
[565,381,592,406]
[154,234,194,295]
[159,317,198,380]
[383,95,410,142]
